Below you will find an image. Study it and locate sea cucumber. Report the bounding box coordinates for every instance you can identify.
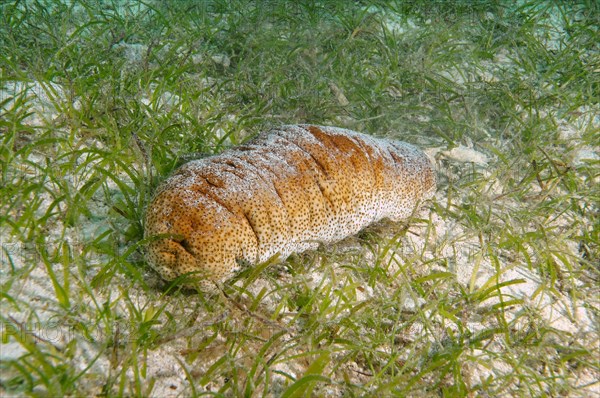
[144,125,436,289]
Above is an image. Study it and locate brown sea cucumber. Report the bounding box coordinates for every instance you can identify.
[144,125,436,289]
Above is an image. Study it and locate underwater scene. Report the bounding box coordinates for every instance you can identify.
[1,1,598,396]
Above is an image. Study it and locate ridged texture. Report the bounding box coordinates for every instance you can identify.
[144,125,436,288]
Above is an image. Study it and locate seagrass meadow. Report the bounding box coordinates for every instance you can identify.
[1,1,598,396]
